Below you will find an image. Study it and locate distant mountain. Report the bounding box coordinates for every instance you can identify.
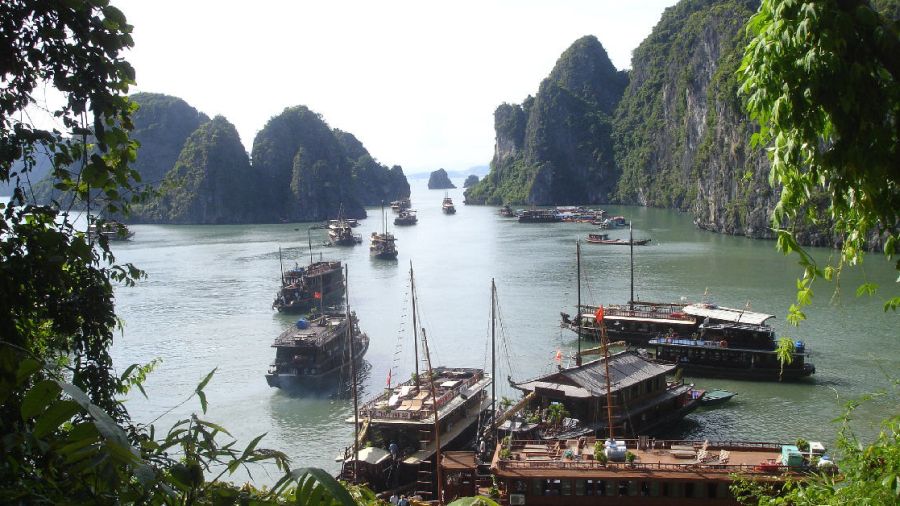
[407,165,489,180]
[134,116,265,224]
[463,175,479,188]
[465,35,627,205]
[427,168,456,189]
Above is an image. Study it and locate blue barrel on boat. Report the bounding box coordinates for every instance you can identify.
[795,340,805,352]
[296,318,309,329]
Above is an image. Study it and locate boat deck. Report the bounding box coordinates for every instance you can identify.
[271,315,346,348]
[493,438,801,480]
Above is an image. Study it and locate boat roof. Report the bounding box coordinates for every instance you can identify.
[442,451,477,470]
[582,313,696,326]
[492,438,807,481]
[683,303,774,325]
[356,367,491,426]
[514,351,674,397]
[348,446,391,465]
[271,315,347,348]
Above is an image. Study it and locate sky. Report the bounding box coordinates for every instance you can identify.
[117,0,679,174]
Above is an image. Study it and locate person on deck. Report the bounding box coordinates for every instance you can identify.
[389,441,399,460]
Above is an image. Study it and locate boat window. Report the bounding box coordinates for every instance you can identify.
[707,482,717,498]
[605,480,617,496]
[717,482,731,499]
[684,482,695,498]
[650,481,661,497]
[531,479,542,497]
[640,481,650,496]
[618,481,629,496]
[574,479,585,496]
[561,480,572,496]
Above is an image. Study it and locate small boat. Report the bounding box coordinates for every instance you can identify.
[517,209,560,223]
[328,219,362,246]
[394,209,418,226]
[701,389,737,406]
[371,203,399,259]
[499,205,515,217]
[265,311,369,390]
[390,198,411,212]
[586,233,651,245]
[442,194,456,214]
[88,220,134,241]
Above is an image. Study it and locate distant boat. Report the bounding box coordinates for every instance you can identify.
[499,205,515,217]
[517,209,560,223]
[370,202,399,259]
[394,209,418,226]
[442,194,456,214]
[272,259,344,313]
[265,311,369,390]
[701,389,737,406]
[328,219,362,246]
[88,220,134,241]
[390,198,411,212]
[586,233,651,246]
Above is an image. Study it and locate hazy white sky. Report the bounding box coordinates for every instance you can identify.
[118,0,678,174]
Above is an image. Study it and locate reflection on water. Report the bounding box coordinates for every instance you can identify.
[110,180,898,483]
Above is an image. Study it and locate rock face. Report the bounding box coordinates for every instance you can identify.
[334,129,411,205]
[137,116,264,224]
[465,35,627,205]
[463,175,479,188]
[121,100,411,224]
[130,93,209,188]
[427,168,456,189]
[613,0,778,239]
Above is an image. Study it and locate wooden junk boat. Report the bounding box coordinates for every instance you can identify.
[391,198,411,212]
[370,204,399,259]
[510,350,704,439]
[499,205,515,217]
[484,436,828,506]
[88,220,134,241]
[328,219,362,246]
[339,266,492,499]
[518,209,560,223]
[586,233,650,246]
[442,195,457,214]
[272,259,344,313]
[394,209,418,226]
[265,311,369,390]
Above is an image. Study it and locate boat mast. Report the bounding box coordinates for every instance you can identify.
[307,227,314,264]
[410,262,420,389]
[345,264,359,480]
[629,222,634,310]
[601,318,615,442]
[420,328,443,505]
[491,279,497,439]
[278,246,285,286]
[576,241,582,367]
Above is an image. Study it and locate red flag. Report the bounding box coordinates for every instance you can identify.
[313,291,322,299]
[554,349,562,362]
[386,369,392,388]
[594,305,604,323]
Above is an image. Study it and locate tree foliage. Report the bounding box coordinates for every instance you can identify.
[0,2,375,504]
[739,0,900,316]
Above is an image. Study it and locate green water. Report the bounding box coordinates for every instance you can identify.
[109,180,898,480]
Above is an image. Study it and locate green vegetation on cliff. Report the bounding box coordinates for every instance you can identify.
[613,0,759,213]
[465,36,626,205]
[138,116,264,224]
[130,92,210,187]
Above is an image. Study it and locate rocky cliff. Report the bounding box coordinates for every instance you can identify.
[334,129,411,205]
[136,116,265,224]
[427,168,456,189]
[465,35,627,205]
[463,175,479,188]
[613,0,777,239]
[130,93,210,188]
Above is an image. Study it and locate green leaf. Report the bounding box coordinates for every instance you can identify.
[34,399,81,438]
[21,380,62,420]
[854,282,877,298]
[196,367,217,393]
[15,358,42,385]
[197,390,208,414]
[240,433,267,462]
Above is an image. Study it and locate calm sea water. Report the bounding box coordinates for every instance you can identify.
[107,179,898,482]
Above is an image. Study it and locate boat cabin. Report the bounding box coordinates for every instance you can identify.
[511,351,702,437]
[491,437,819,505]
